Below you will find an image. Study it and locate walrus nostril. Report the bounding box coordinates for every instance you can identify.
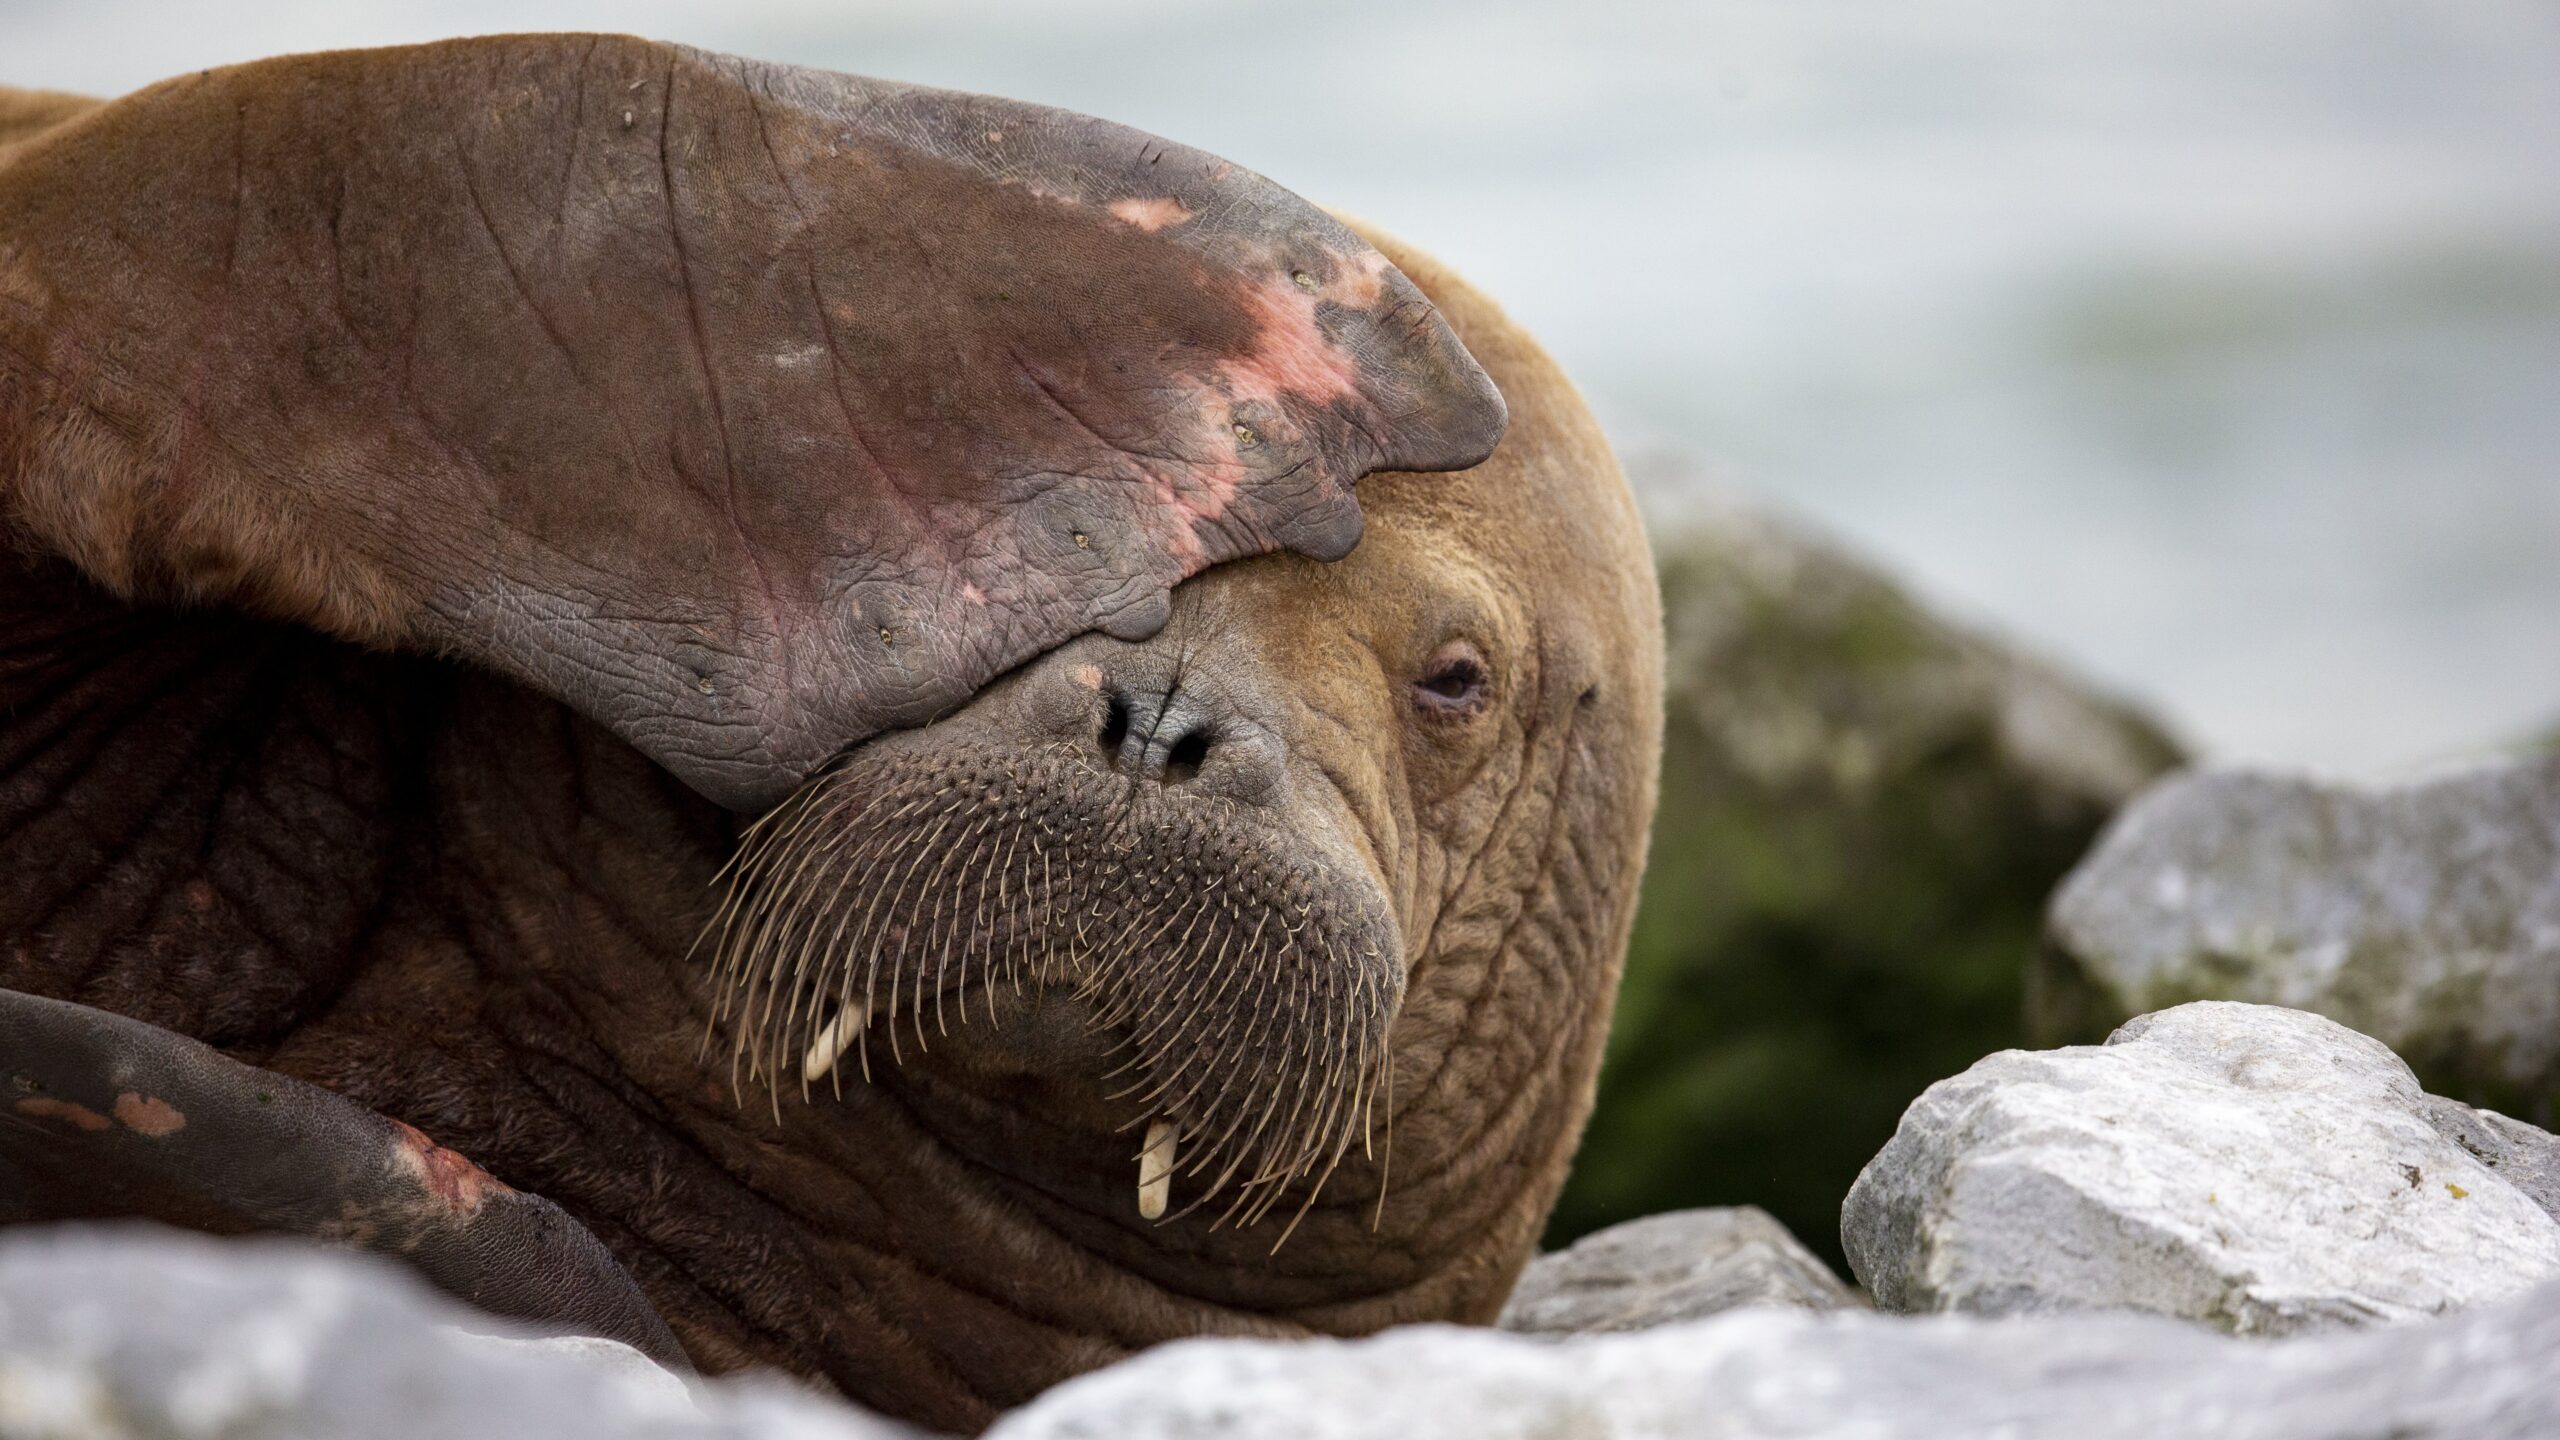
[1098,694,1131,759]
[1162,727,1213,786]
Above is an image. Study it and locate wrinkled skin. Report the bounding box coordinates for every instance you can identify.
[0,38,1503,809]
[0,45,1661,1437]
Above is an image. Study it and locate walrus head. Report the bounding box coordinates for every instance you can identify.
[675,226,1665,1351]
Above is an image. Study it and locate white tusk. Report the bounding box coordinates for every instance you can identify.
[1138,1119,1177,1220]
[801,1002,869,1086]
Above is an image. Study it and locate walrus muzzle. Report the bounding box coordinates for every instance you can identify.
[706,655,1401,1241]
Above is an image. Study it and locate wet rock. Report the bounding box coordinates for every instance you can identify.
[2037,756,2560,1128]
[1843,1001,2560,1334]
[0,1225,912,1439]
[1498,1207,1860,1335]
[1556,475,2184,1268]
[993,1271,2560,1440]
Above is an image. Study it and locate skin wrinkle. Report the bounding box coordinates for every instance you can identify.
[1372,720,1581,1207]
[155,84,242,527]
[447,123,654,495]
[740,79,988,624]
[548,38,599,241]
[7,35,1499,807]
[479,991,839,1369]
[0,636,228,854]
[14,650,257,943]
[1011,351,1193,472]
[652,59,791,695]
[1399,706,1554,1032]
[1400,681,1539,968]
[0,64,1652,1428]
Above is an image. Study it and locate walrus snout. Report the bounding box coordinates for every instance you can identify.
[1012,645,1292,811]
[703,619,1401,1237]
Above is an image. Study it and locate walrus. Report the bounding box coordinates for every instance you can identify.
[0,36,1662,1435]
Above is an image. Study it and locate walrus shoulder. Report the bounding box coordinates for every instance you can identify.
[0,88,98,152]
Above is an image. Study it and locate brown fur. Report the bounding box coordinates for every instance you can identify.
[0,62,1660,1437]
[0,90,96,150]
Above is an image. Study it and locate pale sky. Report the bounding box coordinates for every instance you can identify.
[15,0,2560,774]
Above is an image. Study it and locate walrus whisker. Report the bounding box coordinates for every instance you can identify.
[740,785,873,1085]
[801,828,913,1096]
[780,799,905,1095]
[699,744,1401,1241]
[1090,888,1221,1084]
[1106,901,1243,1098]
[874,807,962,1069]
[923,811,997,1039]
[1158,953,1290,1206]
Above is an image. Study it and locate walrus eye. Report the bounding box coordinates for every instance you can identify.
[1414,643,1491,716]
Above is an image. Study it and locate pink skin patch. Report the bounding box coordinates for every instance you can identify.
[113,1091,186,1137]
[14,1096,110,1132]
[1028,239,1392,574]
[390,1120,514,1217]
[1314,247,1390,309]
[1216,271,1365,414]
[1070,662,1104,690]
[1108,196,1194,232]
[960,582,987,605]
[1135,434,1245,568]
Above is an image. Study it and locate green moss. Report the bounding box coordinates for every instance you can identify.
[1550,527,2183,1273]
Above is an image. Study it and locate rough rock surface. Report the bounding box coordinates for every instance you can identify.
[994,1274,2560,1440]
[10,1218,2557,1439]
[2037,756,2560,1128]
[1500,1207,1861,1334]
[0,1226,910,1440]
[1843,1001,2560,1334]
[1557,474,2184,1268]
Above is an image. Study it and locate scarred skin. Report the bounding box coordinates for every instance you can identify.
[0,37,1503,810]
[0,43,1661,1437]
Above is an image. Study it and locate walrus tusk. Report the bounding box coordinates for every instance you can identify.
[1138,1119,1177,1220]
[802,1003,870,1086]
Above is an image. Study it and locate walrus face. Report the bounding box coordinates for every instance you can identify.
[709,591,1405,1240]
[701,229,1664,1301]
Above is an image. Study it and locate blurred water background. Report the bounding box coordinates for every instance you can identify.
[20,0,2558,772]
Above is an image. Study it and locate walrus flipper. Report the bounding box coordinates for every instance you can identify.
[0,988,687,1370]
[0,36,1506,812]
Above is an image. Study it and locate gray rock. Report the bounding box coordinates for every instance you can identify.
[2038,756,2560,1127]
[0,1225,913,1440]
[992,1273,2560,1440]
[1558,477,2186,1275]
[1843,1001,2560,1334]
[1499,1207,1861,1335]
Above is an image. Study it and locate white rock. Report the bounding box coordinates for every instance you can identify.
[991,1273,2560,1440]
[2039,757,2560,1126]
[1499,1207,1861,1335]
[0,1225,914,1440]
[1842,1001,2560,1333]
